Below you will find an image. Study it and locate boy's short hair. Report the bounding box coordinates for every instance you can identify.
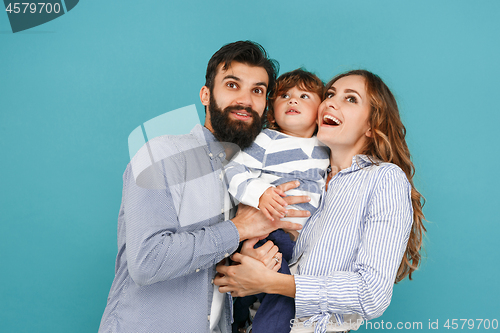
[266,68,324,130]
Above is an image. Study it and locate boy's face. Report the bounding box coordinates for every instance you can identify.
[273,86,321,138]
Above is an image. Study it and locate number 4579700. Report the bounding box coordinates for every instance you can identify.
[444,319,498,330]
[5,3,62,14]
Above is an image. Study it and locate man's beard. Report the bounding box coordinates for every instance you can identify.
[208,94,263,150]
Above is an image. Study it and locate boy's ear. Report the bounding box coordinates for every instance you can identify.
[365,127,372,137]
[200,86,210,106]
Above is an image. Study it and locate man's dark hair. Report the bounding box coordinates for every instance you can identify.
[205,40,279,101]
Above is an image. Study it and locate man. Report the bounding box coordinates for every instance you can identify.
[98,41,310,332]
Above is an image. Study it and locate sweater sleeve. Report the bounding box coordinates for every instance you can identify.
[225,131,274,208]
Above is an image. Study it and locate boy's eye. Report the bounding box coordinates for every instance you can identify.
[300,94,310,99]
[346,96,357,103]
[280,93,289,99]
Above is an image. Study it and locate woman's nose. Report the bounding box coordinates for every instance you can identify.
[325,98,338,109]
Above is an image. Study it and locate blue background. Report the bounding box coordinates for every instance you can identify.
[1,1,499,332]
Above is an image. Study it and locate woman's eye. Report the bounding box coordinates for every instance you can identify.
[326,93,334,99]
[300,94,310,99]
[346,96,357,103]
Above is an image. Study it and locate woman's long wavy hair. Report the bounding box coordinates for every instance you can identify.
[326,70,426,283]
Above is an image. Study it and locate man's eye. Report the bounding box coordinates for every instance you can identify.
[227,82,237,89]
[300,94,310,99]
[346,96,357,103]
[254,88,264,94]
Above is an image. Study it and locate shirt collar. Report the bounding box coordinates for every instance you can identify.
[191,124,226,160]
[340,154,377,174]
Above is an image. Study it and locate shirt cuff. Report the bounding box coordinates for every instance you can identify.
[295,275,328,319]
[295,273,360,319]
[210,219,240,259]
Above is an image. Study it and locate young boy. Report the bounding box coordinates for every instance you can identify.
[225,69,329,333]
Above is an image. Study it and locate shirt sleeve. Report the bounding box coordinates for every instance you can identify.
[294,167,413,320]
[225,132,273,208]
[122,140,240,286]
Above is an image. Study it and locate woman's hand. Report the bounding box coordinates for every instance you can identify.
[215,253,296,297]
[215,252,274,297]
[240,237,282,271]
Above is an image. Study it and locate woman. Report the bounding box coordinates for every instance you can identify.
[215,70,426,333]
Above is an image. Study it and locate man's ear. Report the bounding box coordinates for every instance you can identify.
[200,86,210,106]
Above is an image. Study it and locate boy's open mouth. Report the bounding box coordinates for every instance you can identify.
[286,108,300,114]
[323,114,342,126]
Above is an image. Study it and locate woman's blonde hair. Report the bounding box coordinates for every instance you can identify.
[326,70,426,282]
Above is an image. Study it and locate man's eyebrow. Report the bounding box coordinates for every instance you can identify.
[223,75,268,89]
[255,81,268,89]
[223,75,240,81]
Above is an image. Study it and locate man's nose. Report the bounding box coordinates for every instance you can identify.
[235,90,253,107]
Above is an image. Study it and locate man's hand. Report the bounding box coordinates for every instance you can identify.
[231,181,310,241]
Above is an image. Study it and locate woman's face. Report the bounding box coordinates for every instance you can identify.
[317,75,372,152]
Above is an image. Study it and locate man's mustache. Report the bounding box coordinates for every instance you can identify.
[224,105,257,116]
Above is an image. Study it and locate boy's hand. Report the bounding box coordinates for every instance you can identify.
[258,187,288,221]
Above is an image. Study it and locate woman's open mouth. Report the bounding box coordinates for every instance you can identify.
[323,114,342,126]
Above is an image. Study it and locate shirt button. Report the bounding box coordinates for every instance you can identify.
[211,279,214,284]
[221,208,224,214]
[195,268,200,273]
[219,173,223,180]
[224,253,230,258]
[219,152,224,158]
[208,315,210,321]
[208,153,213,158]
